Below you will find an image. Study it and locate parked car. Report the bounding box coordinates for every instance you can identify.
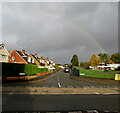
[64,67,70,73]
[49,67,55,70]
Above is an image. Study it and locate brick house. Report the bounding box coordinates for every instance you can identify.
[9,50,35,64]
[9,49,56,68]
[9,50,28,64]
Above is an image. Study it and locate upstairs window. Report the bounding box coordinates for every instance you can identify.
[2,55,7,60]
[40,60,42,63]
[28,57,31,63]
[12,56,15,60]
[32,58,35,63]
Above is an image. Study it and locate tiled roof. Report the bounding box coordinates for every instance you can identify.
[29,54,41,64]
[16,50,28,57]
[16,50,28,62]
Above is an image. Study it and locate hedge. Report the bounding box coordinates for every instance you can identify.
[2,63,48,77]
[70,67,80,76]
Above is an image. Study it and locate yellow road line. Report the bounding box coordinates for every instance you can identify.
[3,70,61,85]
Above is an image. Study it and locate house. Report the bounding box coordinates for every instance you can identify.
[36,56,55,68]
[0,44,10,62]
[28,54,41,68]
[9,49,56,68]
[97,63,120,70]
[37,57,55,68]
[9,50,35,64]
[44,57,55,68]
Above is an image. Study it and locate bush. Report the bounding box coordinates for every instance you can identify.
[53,65,59,71]
[70,67,80,76]
[38,68,48,73]
[2,63,48,77]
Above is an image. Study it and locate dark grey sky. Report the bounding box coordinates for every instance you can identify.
[2,2,118,64]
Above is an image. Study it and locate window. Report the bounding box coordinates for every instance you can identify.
[12,57,15,60]
[32,58,35,63]
[42,60,44,63]
[28,57,31,63]
[2,55,7,60]
[47,61,49,64]
[40,60,42,63]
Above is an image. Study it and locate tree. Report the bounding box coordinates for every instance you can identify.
[110,53,120,63]
[98,53,110,64]
[80,62,89,69]
[71,54,79,67]
[107,59,115,64]
[89,54,101,68]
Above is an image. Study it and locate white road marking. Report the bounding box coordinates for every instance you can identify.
[57,76,61,87]
[58,83,61,88]
[95,92,100,95]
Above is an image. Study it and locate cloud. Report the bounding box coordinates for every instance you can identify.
[2,2,118,64]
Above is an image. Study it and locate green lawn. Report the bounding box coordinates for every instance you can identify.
[79,69,116,79]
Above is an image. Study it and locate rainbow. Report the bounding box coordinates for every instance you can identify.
[38,9,107,53]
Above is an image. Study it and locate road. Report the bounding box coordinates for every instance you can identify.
[2,69,120,112]
[2,94,119,112]
[3,69,119,88]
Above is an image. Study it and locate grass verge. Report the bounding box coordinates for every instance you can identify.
[80,69,116,79]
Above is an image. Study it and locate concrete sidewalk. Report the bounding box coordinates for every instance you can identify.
[1,86,120,94]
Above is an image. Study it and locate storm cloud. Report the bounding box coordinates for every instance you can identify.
[2,2,118,64]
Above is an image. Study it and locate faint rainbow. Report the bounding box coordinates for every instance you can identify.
[39,10,107,53]
[60,18,107,53]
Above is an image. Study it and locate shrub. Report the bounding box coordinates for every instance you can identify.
[70,67,80,76]
[2,63,48,77]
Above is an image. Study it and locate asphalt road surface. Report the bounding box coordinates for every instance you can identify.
[3,69,119,88]
[2,70,120,112]
[2,94,119,112]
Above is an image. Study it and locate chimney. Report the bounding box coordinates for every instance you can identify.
[22,50,25,54]
[34,54,38,58]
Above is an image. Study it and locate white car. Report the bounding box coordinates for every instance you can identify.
[64,67,70,73]
[49,67,55,70]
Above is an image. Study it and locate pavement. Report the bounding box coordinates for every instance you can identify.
[1,86,120,94]
[2,94,120,112]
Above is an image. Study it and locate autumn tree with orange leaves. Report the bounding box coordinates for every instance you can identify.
[89,54,101,68]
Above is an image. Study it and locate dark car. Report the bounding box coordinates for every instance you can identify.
[64,67,70,73]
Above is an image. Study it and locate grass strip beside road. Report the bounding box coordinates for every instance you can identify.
[71,76,119,86]
[80,69,116,79]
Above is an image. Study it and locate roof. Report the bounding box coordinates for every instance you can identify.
[0,44,4,49]
[0,44,10,55]
[16,50,28,57]
[16,50,28,62]
[29,54,41,64]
